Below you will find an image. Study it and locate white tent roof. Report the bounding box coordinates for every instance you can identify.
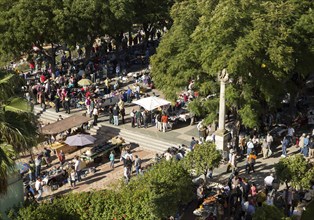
[133,96,171,111]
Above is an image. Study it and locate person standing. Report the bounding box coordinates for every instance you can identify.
[64,95,71,114]
[134,155,142,175]
[247,139,254,155]
[287,126,295,144]
[35,177,43,201]
[124,156,132,183]
[309,137,314,159]
[161,114,168,132]
[197,120,206,142]
[190,137,197,151]
[266,133,274,152]
[130,108,136,127]
[246,152,257,174]
[109,151,115,169]
[34,154,42,178]
[264,173,274,195]
[113,105,120,126]
[142,110,148,128]
[74,156,82,182]
[261,138,269,159]
[120,107,126,124]
[299,133,305,154]
[57,150,65,166]
[126,86,132,103]
[303,135,310,157]
[108,105,114,124]
[54,93,61,113]
[85,96,92,116]
[28,160,35,182]
[281,136,289,157]
[69,168,77,187]
[43,147,51,167]
[135,110,143,128]
[93,107,99,126]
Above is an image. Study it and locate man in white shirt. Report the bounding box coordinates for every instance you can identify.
[35,177,43,201]
[264,173,274,194]
[247,139,254,155]
[93,107,99,126]
[266,133,273,150]
[74,156,82,182]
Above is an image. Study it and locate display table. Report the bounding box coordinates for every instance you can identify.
[51,142,77,154]
[80,143,120,163]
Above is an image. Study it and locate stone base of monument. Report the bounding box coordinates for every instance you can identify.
[214,130,230,152]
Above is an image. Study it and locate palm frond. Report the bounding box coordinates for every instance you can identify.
[0,144,16,195]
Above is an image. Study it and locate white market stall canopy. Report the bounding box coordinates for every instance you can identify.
[133,96,171,111]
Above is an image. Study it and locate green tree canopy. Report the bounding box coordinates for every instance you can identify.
[151,0,314,128]
[9,159,194,219]
[0,70,39,194]
[275,154,314,189]
[183,142,222,183]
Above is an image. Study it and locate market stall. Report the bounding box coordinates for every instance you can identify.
[50,142,77,154]
[41,115,90,135]
[80,141,122,163]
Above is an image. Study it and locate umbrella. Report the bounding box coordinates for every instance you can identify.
[65,134,96,146]
[78,79,92,86]
[16,162,30,175]
[133,96,171,111]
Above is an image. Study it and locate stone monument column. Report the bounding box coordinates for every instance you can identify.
[215,68,230,151]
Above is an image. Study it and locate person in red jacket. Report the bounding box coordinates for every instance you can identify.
[161,114,168,132]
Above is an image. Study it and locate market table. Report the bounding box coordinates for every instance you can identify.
[50,142,77,154]
[80,142,121,163]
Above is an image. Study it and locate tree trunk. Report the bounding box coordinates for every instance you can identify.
[84,41,94,64]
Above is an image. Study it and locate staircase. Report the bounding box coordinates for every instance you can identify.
[90,125,177,153]
[33,105,71,123]
[34,106,183,153]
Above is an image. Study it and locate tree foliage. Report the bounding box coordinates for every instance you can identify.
[150,0,314,128]
[10,160,194,219]
[183,142,222,182]
[253,203,286,220]
[0,70,39,194]
[275,154,314,189]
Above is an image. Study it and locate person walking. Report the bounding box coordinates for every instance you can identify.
[109,151,115,169]
[134,155,142,175]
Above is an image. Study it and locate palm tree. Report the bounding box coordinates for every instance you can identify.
[0,69,39,194]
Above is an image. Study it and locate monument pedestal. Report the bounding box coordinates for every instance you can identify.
[215,130,230,151]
